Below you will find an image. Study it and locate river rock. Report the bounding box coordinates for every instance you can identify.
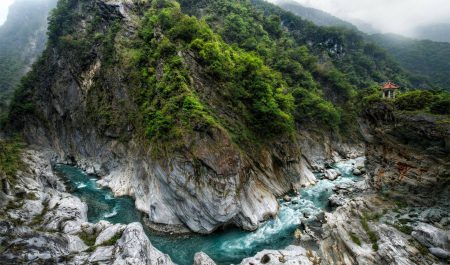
[324,169,340,181]
[67,235,89,252]
[113,222,174,265]
[320,195,441,265]
[89,246,115,263]
[283,195,292,202]
[95,223,125,246]
[0,148,176,265]
[194,252,217,265]
[352,168,362,176]
[43,192,88,234]
[239,245,319,265]
[329,194,347,207]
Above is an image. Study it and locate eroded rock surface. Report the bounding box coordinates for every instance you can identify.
[194,252,217,265]
[0,149,174,265]
[239,245,321,265]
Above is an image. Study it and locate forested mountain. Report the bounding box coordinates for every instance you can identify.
[271,0,356,30]
[0,0,56,114]
[412,23,450,43]
[8,0,424,144]
[272,0,450,90]
[0,1,449,264]
[370,34,450,90]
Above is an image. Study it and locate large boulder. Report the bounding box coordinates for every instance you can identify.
[239,245,320,265]
[112,222,173,265]
[194,252,217,265]
[324,169,340,181]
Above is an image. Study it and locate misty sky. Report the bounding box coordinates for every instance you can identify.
[0,0,14,26]
[1,0,450,35]
[272,0,450,35]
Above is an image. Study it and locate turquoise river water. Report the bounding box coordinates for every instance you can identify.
[54,158,362,265]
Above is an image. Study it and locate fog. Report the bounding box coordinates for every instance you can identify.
[271,0,450,36]
[2,0,450,36]
[0,0,14,26]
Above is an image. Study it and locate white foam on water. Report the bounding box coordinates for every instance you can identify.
[104,207,118,218]
[76,182,87,189]
[105,194,113,200]
[220,197,320,252]
[218,157,366,254]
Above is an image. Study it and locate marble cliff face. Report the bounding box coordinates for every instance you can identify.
[1,0,448,264]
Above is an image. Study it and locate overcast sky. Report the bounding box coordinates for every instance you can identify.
[2,0,450,35]
[271,0,450,35]
[0,0,14,26]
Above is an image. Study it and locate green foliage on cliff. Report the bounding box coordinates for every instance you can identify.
[395,90,450,115]
[0,138,25,180]
[135,0,295,144]
[0,0,56,113]
[370,34,450,90]
[180,0,346,130]
[10,0,439,152]
[358,87,450,116]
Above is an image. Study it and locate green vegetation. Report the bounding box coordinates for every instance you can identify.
[358,87,450,116]
[99,231,123,246]
[246,0,413,89]
[7,0,446,160]
[181,0,351,130]
[29,201,49,227]
[360,214,379,251]
[134,0,295,147]
[348,231,362,246]
[0,0,56,114]
[0,138,25,185]
[78,229,122,252]
[370,34,450,90]
[393,223,413,235]
[395,90,450,115]
[78,230,99,252]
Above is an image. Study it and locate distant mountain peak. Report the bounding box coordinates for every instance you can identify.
[272,0,357,30]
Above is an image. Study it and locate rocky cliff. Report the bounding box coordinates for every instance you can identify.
[363,102,449,203]
[316,105,450,264]
[6,0,364,234]
[0,148,174,265]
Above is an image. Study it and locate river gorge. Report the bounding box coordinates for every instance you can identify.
[54,158,364,265]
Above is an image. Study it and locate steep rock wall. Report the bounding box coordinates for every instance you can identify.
[363,102,449,203]
[8,0,354,234]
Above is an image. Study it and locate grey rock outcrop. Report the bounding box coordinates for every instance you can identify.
[320,196,441,265]
[363,105,449,203]
[112,222,173,265]
[412,222,450,258]
[0,148,174,265]
[239,245,320,265]
[194,252,217,265]
[9,0,351,235]
[95,223,125,246]
[324,169,340,180]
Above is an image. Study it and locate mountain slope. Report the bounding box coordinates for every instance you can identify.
[370,34,450,90]
[412,23,450,43]
[5,0,433,234]
[0,0,56,113]
[271,0,356,30]
[6,0,316,234]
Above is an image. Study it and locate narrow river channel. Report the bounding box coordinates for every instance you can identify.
[54,158,363,265]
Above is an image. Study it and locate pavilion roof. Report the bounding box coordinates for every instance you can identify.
[382,81,400,89]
